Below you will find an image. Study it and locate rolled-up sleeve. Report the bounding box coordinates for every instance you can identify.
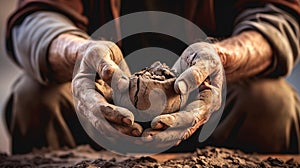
[233,4,300,78]
[12,11,88,84]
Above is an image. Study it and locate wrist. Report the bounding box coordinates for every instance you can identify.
[48,32,90,83]
[212,31,273,81]
[212,43,228,68]
[51,33,89,63]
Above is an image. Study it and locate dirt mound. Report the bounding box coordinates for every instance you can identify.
[1,146,299,168]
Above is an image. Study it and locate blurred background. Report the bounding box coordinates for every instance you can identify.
[0,1,299,154]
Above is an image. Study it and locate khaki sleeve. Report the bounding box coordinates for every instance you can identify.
[12,11,88,84]
[5,0,88,71]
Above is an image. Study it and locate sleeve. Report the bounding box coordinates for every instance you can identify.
[233,4,300,78]
[11,11,89,84]
[5,0,88,70]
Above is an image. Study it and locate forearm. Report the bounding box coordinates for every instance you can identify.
[48,33,88,83]
[214,30,273,82]
[214,4,299,82]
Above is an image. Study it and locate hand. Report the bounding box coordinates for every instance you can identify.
[142,42,225,147]
[72,39,143,140]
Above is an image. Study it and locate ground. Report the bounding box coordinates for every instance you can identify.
[1,145,299,167]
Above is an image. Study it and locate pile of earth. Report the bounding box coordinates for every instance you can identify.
[1,145,299,168]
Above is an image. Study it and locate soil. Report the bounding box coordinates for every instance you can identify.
[129,61,181,114]
[115,61,185,122]
[1,145,299,168]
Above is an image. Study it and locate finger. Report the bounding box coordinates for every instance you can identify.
[151,112,196,129]
[141,128,186,149]
[73,76,134,126]
[99,42,131,93]
[171,57,186,75]
[149,89,214,143]
[184,89,212,112]
[174,42,221,95]
[78,99,144,148]
[184,76,222,113]
[79,100,142,145]
[98,41,131,91]
[141,128,184,144]
[76,99,120,143]
[101,41,131,76]
[73,43,135,125]
[97,59,130,92]
[174,65,208,95]
[111,122,143,137]
[151,96,211,130]
[181,117,205,141]
[174,120,203,146]
[151,114,176,129]
[143,122,205,147]
[97,104,134,126]
[82,42,130,92]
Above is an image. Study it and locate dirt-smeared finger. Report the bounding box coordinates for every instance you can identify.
[141,128,185,144]
[95,104,134,126]
[151,114,176,129]
[174,66,208,95]
[111,122,143,137]
[151,112,195,130]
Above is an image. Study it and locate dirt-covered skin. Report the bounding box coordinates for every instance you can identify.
[1,146,299,168]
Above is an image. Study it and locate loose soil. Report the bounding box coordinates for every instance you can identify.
[1,145,299,168]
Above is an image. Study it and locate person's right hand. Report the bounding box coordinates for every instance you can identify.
[71,38,143,139]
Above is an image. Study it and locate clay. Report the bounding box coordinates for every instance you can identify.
[115,61,185,121]
[130,61,180,113]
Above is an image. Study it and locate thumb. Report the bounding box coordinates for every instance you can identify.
[174,65,209,95]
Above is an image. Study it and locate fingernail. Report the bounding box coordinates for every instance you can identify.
[122,118,132,125]
[153,122,163,129]
[175,140,181,146]
[101,65,114,78]
[177,81,187,94]
[131,129,141,137]
[118,77,129,91]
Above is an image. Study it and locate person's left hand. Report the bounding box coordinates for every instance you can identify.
[142,42,225,147]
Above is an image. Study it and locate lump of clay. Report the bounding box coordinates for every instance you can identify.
[114,61,185,122]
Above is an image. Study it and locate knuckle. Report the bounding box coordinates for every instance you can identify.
[100,64,115,80]
[101,40,116,47]
[101,41,123,62]
[184,42,222,69]
[188,67,204,87]
[85,44,110,60]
